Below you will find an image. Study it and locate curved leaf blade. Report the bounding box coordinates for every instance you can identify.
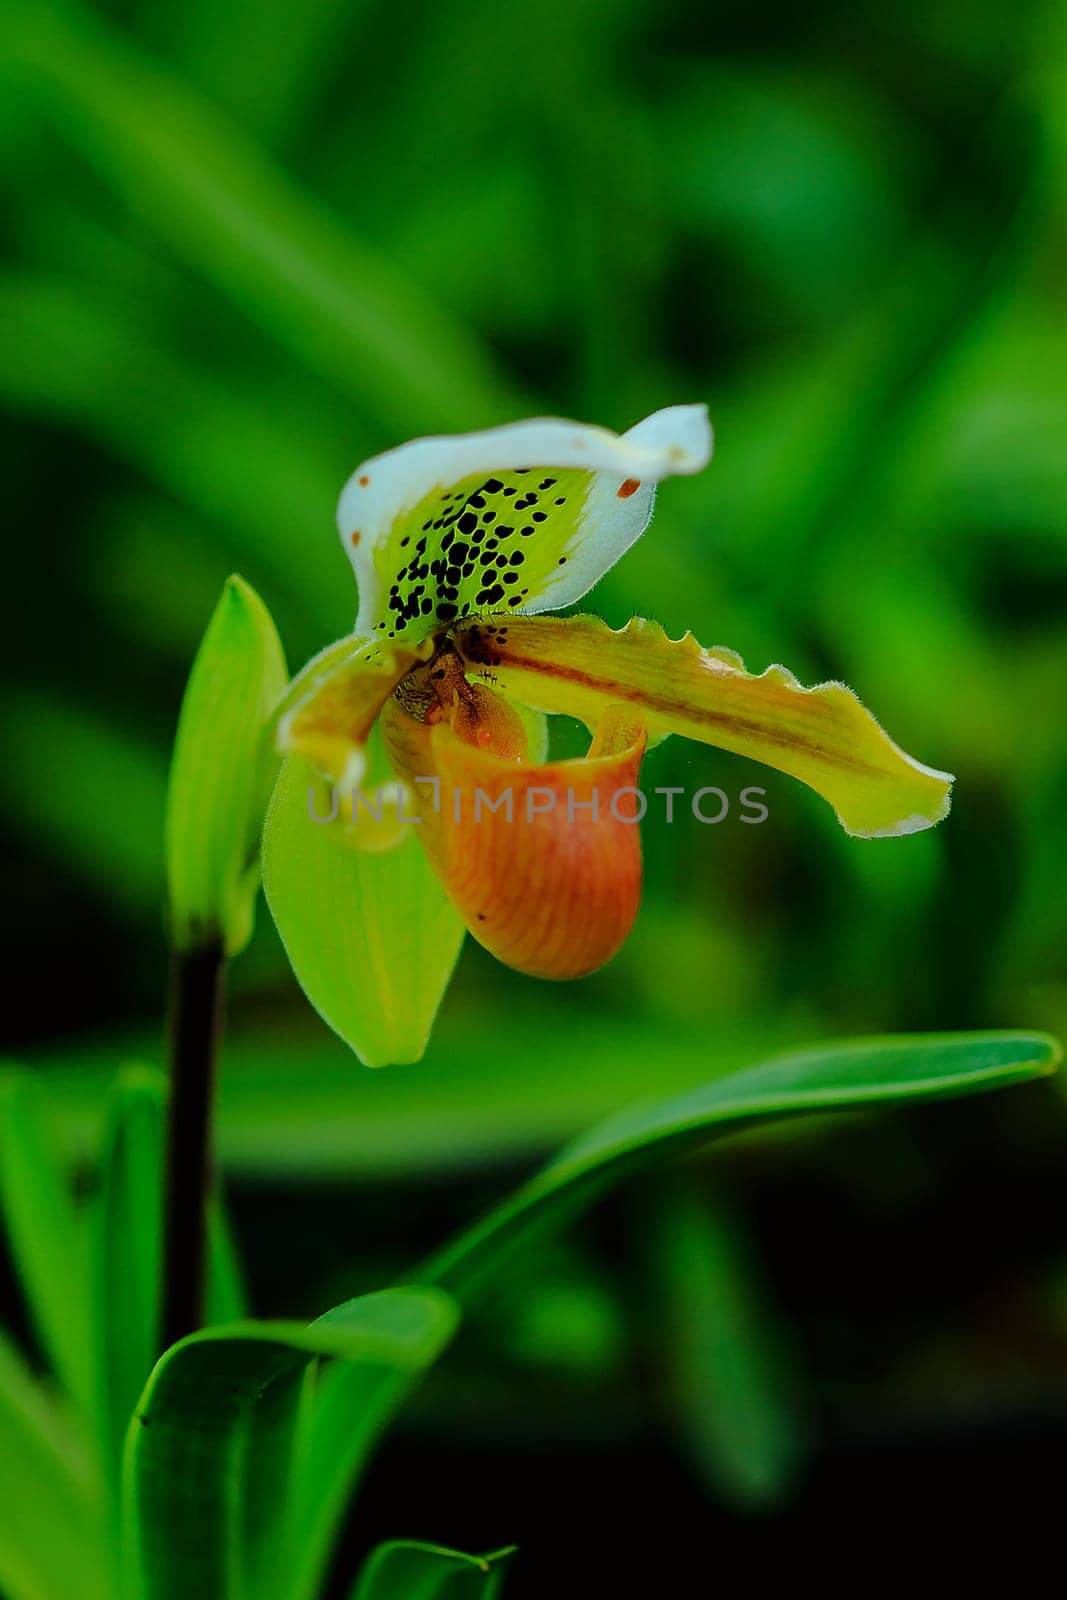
[0,1333,111,1600]
[93,1067,248,1486]
[652,1181,805,1509]
[422,1032,1060,1300]
[351,1540,516,1600]
[283,1290,474,1600]
[0,1072,94,1410]
[125,1289,457,1600]
[92,1067,165,1484]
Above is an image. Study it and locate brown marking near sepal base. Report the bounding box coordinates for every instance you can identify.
[350,531,362,546]
[358,474,370,486]
[455,617,892,778]
[617,478,640,499]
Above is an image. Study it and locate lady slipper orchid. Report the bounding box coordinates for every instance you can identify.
[263,405,952,1064]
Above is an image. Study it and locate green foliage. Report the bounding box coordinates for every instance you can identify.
[92,1068,166,1484]
[165,575,287,956]
[0,1061,464,1600]
[2,0,1066,1589]
[1,1036,1055,1599]
[90,1066,246,1485]
[281,1296,466,1600]
[651,1181,805,1509]
[423,1033,1060,1299]
[6,0,520,435]
[0,1074,94,1411]
[28,1016,798,1180]
[0,692,168,915]
[125,1291,458,1600]
[351,1541,516,1600]
[0,1333,111,1600]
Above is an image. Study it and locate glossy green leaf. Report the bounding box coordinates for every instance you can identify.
[92,1066,165,1485]
[0,1333,111,1600]
[351,1540,517,1600]
[284,1320,489,1600]
[652,1181,805,1508]
[423,1032,1060,1300]
[165,574,288,957]
[125,1288,458,1600]
[206,1199,249,1326]
[262,751,466,1068]
[92,1066,249,1493]
[0,1072,94,1410]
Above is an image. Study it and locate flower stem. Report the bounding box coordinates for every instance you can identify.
[160,940,225,1353]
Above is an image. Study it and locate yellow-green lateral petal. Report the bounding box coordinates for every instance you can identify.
[261,753,465,1067]
[455,614,953,838]
[275,633,432,788]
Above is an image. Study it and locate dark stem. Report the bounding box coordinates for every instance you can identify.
[160,940,226,1353]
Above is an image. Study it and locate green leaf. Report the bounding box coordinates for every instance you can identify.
[93,1067,249,1488]
[7,0,520,434]
[206,1199,249,1326]
[92,1066,165,1485]
[0,1073,94,1410]
[652,1181,805,1509]
[166,574,288,956]
[422,1032,1060,1300]
[283,1302,474,1600]
[0,1333,112,1600]
[351,1540,516,1600]
[262,750,466,1068]
[125,1288,458,1600]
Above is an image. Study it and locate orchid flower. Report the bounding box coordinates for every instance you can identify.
[262,406,952,1065]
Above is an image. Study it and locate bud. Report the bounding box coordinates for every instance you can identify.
[165,576,288,955]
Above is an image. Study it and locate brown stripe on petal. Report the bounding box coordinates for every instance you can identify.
[454,614,953,839]
[467,647,881,774]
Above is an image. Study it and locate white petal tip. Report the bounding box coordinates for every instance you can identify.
[621,403,713,476]
[851,782,954,838]
[865,813,941,838]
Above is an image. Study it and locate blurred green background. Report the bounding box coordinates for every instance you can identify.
[3,0,1067,1586]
